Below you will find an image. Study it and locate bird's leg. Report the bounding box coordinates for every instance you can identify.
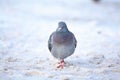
[57,59,65,69]
[58,60,63,64]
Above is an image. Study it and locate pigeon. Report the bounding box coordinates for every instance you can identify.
[48,21,77,68]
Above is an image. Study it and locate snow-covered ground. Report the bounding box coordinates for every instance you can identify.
[0,0,120,80]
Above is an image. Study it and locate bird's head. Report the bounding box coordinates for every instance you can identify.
[56,21,69,32]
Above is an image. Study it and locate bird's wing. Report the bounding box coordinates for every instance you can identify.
[48,32,54,52]
[74,36,77,48]
[70,32,77,48]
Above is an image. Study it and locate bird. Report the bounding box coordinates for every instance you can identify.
[48,21,77,68]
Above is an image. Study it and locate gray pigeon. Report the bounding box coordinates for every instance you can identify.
[48,21,77,68]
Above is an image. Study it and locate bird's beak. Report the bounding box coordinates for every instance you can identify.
[58,27,62,30]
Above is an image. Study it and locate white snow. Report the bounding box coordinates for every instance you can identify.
[0,0,120,80]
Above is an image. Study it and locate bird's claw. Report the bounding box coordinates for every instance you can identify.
[57,60,65,69]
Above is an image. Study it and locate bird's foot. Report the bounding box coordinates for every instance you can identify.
[57,60,65,69]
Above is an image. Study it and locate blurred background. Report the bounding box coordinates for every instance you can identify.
[0,0,120,58]
[0,0,120,26]
[0,0,120,80]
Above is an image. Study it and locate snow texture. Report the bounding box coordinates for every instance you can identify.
[0,0,120,80]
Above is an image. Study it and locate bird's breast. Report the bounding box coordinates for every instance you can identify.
[53,32,73,45]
